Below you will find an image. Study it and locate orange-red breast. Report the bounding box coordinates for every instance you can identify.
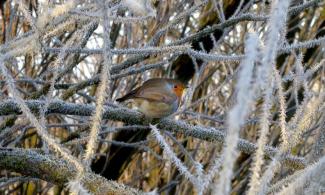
[116,78,187,118]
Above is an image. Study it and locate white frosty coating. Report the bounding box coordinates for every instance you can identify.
[151,123,225,195]
[150,124,200,187]
[256,0,291,88]
[0,56,85,181]
[67,180,91,195]
[215,33,259,195]
[83,2,112,167]
[121,0,156,17]
[247,76,274,195]
[0,0,323,194]
[278,156,325,195]
[250,0,292,194]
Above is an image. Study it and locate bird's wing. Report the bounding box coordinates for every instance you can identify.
[115,87,139,102]
[116,78,177,103]
[135,87,177,104]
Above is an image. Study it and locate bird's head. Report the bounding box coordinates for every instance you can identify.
[167,79,187,99]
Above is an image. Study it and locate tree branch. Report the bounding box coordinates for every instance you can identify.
[0,100,307,169]
[0,148,140,195]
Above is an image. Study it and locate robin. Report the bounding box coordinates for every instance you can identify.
[116,78,187,118]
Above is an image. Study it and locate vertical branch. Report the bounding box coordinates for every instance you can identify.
[247,77,274,195]
[216,33,259,195]
[256,0,291,87]
[83,1,112,167]
[251,0,292,193]
[274,68,289,145]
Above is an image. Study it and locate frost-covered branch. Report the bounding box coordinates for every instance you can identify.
[217,33,259,195]
[0,99,307,169]
[0,148,140,195]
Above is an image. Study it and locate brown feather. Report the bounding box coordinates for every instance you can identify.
[116,78,184,104]
[115,87,139,102]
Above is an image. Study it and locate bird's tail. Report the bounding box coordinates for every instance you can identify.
[116,90,137,102]
[116,95,129,102]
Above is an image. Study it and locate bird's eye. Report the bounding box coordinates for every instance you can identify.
[174,85,178,89]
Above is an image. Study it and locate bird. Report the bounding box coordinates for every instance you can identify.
[116,78,187,119]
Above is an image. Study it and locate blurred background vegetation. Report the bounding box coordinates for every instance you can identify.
[0,0,324,194]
